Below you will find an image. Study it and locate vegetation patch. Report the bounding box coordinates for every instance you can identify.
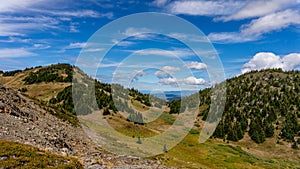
[0,139,83,169]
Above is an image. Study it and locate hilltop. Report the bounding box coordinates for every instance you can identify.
[169,68,300,163]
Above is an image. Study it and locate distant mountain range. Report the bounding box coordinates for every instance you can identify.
[140,90,198,102]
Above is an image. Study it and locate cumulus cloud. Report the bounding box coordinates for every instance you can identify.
[185,62,207,70]
[160,66,180,74]
[183,76,207,85]
[241,52,300,74]
[282,53,300,70]
[159,77,178,85]
[159,76,208,85]
[154,66,180,78]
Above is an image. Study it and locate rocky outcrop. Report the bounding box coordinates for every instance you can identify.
[0,84,172,168]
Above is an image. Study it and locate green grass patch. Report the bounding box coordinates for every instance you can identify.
[150,134,300,169]
[189,129,200,135]
[0,139,83,169]
[159,112,176,125]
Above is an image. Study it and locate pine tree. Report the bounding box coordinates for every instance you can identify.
[163,144,168,153]
[137,136,142,144]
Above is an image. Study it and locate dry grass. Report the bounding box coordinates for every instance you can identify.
[0,71,70,101]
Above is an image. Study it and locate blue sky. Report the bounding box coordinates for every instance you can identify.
[0,0,300,91]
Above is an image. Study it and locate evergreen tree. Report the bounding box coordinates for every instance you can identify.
[137,137,142,144]
[163,144,168,153]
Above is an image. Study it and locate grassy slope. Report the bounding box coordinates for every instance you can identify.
[0,68,70,101]
[152,134,300,169]
[85,111,300,168]
[0,139,83,169]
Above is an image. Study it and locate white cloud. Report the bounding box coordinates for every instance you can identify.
[208,32,256,43]
[241,10,300,36]
[0,2,111,37]
[0,48,36,58]
[282,53,300,70]
[0,16,59,37]
[185,62,207,70]
[168,32,210,42]
[85,48,104,52]
[161,66,180,74]
[152,0,168,7]
[159,76,208,85]
[241,52,300,73]
[64,42,104,53]
[70,25,79,33]
[35,9,102,18]
[132,70,147,77]
[0,1,108,18]
[0,0,44,13]
[0,37,31,43]
[33,43,50,49]
[135,48,194,58]
[159,77,178,85]
[67,42,87,49]
[123,27,153,39]
[220,0,297,21]
[166,1,300,43]
[209,10,300,43]
[167,0,299,21]
[131,70,147,81]
[154,66,180,78]
[183,76,207,85]
[168,0,243,16]
[112,39,135,47]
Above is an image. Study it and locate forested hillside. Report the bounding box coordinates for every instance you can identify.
[0,64,165,126]
[170,69,300,148]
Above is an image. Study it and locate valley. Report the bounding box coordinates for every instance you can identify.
[0,64,299,168]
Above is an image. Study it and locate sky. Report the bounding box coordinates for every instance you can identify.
[0,0,300,91]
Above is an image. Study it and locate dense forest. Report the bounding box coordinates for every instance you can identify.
[170,69,300,148]
[23,64,73,84]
